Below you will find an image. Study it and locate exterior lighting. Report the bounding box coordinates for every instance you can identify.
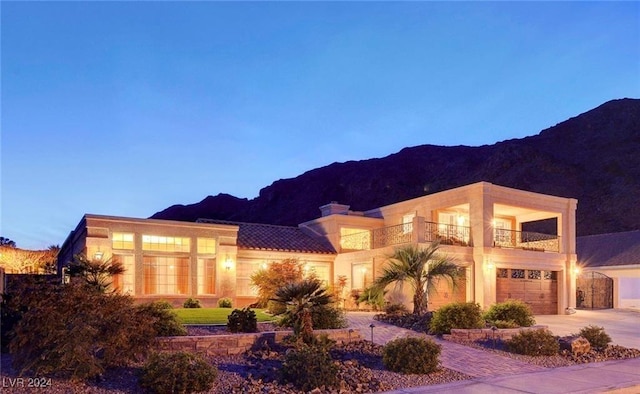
[224,256,233,271]
[573,267,581,275]
[94,250,104,260]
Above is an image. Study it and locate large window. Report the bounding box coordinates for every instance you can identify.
[304,263,330,286]
[112,233,134,250]
[143,256,189,295]
[112,254,135,294]
[352,262,373,290]
[197,258,216,294]
[197,238,216,254]
[236,260,261,296]
[142,235,190,252]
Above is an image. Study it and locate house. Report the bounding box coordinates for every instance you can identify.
[576,231,640,310]
[58,181,578,314]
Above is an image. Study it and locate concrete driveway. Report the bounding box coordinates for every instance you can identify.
[534,309,640,349]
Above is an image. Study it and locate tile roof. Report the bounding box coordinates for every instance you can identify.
[577,230,640,267]
[196,219,336,254]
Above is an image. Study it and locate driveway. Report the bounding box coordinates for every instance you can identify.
[534,309,640,349]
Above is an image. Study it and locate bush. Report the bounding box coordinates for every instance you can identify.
[139,352,217,394]
[10,282,157,381]
[183,298,201,308]
[136,301,187,337]
[578,325,611,351]
[311,305,348,330]
[250,258,305,308]
[384,303,409,316]
[217,297,233,308]
[281,344,339,391]
[492,319,520,329]
[506,328,559,356]
[429,302,484,335]
[227,308,258,333]
[484,300,535,327]
[383,337,440,374]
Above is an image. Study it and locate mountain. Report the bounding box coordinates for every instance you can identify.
[152,98,640,236]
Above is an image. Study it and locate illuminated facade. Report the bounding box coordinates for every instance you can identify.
[58,181,578,314]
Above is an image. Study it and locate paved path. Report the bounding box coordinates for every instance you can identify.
[346,312,640,393]
[347,312,546,378]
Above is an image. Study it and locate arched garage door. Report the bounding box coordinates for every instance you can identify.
[576,271,613,309]
[496,268,558,315]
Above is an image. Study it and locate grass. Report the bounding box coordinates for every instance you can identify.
[174,307,275,324]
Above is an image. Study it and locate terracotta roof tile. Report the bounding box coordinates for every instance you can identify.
[196,219,336,254]
[577,230,640,267]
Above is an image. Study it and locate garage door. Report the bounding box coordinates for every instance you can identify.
[428,269,467,311]
[496,268,558,315]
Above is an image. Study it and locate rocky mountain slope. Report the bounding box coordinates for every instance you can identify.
[152,98,640,236]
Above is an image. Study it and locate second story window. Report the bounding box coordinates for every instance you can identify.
[112,233,134,250]
[197,238,216,254]
[142,235,190,252]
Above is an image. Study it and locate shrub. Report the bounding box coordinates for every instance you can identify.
[484,300,535,327]
[358,287,386,311]
[492,319,520,329]
[250,258,305,308]
[311,305,348,330]
[10,282,157,381]
[383,337,441,374]
[281,344,339,391]
[183,298,201,308]
[136,301,187,337]
[384,303,409,316]
[506,328,559,356]
[578,325,611,351]
[429,302,484,335]
[217,297,233,308]
[227,308,258,333]
[139,352,217,394]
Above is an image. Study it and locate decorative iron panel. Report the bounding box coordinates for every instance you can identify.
[576,271,613,309]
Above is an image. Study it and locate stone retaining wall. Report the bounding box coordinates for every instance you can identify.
[156,328,362,356]
[445,325,549,341]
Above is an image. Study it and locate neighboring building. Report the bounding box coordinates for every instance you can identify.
[577,231,640,310]
[58,181,579,314]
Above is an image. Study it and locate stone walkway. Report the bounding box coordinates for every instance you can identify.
[347,312,546,378]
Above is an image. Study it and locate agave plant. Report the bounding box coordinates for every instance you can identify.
[272,278,333,344]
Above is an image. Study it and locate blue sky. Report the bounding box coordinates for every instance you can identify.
[2,2,639,250]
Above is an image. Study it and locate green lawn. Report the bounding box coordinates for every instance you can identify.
[174,307,275,324]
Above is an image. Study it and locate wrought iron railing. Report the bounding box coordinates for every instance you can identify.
[425,222,472,246]
[340,230,371,251]
[493,229,560,252]
[372,223,413,249]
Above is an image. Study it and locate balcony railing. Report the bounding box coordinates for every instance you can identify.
[493,229,560,252]
[425,222,472,247]
[372,223,413,249]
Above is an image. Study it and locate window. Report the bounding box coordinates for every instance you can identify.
[352,262,373,289]
[497,268,509,278]
[143,256,189,295]
[197,258,216,294]
[511,269,525,279]
[112,233,134,250]
[528,270,541,280]
[142,235,190,252]
[304,263,330,286]
[112,254,135,294]
[340,228,370,250]
[197,238,216,254]
[402,214,415,234]
[236,259,261,296]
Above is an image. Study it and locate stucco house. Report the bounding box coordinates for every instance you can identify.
[577,230,640,310]
[58,181,579,314]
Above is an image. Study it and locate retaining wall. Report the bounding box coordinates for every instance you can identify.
[445,325,549,341]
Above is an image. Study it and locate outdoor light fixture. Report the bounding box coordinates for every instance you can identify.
[573,267,581,275]
[224,256,233,271]
[94,250,104,260]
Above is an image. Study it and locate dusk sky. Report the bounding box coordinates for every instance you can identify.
[2,2,639,250]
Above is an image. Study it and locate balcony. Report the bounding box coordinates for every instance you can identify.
[425,222,472,247]
[493,228,560,252]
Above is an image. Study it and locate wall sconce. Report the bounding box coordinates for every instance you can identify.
[573,267,581,275]
[94,250,104,260]
[224,256,233,271]
[486,259,495,270]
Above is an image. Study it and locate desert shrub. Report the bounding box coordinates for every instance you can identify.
[217,297,233,308]
[227,308,258,333]
[578,325,611,350]
[311,305,348,329]
[384,303,409,316]
[358,287,386,311]
[281,344,339,391]
[506,328,559,356]
[183,298,201,308]
[267,300,287,315]
[136,301,187,337]
[10,282,157,381]
[429,302,484,335]
[250,258,305,308]
[484,300,535,327]
[383,337,441,374]
[139,352,217,394]
[375,312,432,333]
[492,319,520,329]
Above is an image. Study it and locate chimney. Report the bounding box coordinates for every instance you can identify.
[319,202,351,217]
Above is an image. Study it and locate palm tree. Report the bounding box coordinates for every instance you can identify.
[67,254,124,293]
[372,242,461,315]
[272,278,333,344]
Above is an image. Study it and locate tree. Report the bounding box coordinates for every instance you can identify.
[67,254,124,293]
[250,258,305,310]
[272,278,333,344]
[0,237,16,248]
[0,247,58,274]
[371,242,461,315]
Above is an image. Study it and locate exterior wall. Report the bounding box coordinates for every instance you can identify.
[584,266,640,309]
